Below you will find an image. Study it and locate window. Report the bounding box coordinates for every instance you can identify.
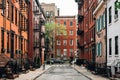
[63,39,67,46]
[96,19,98,32]
[11,5,14,22]
[21,15,23,29]
[57,31,61,35]
[57,39,61,45]
[63,49,67,56]
[109,7,112,23]
[15,35,17,50]
[70,49,73,53]
[115,36,118,55]
[97,42,102,56]
[114,1,118,19]
[58,22,60,26]
[70,49,73,56]
[101,15,104,28]
[25,19,28,30]
[50,11,54,16]
[70,21,73,26]
[57,49,61,56]
[103,12,105,28]
[70,39,73,46]
[19,37,21,49]
[46,11,50,18]
[24,39,25,52]
[21,38,23,51]
[64,21,66,26]
[69,30,73,35]
[7,32,9,52]
[25,40,27,52]
[15,8,17,25]
[23,17,26,30]
[19,13,21,27]
[98,17,100,32]
[109,38,112,55]
[98,0,101,3]
[1,29,4,53]
[6,1,10,18]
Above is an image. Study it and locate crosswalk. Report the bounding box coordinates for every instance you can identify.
[52,64,71,67]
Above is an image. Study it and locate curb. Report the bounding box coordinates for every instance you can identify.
[33,66,52,80]
[71,66,92,80]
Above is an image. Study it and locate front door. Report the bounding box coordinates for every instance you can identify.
[92,44,95,64]
[11,31,14,58]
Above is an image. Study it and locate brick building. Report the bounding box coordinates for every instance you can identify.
[75,0,97,70]
[55,16,77,60]
[0,0,29,75]
[32,0,46,67]
[41,3,59,59]
[93,0,107,74]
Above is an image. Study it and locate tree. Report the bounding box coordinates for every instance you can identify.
[45,22,67,40]
[44,22,67,58]
[115,1,120,9]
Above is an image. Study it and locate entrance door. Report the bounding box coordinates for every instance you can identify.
[11,31,14,58]
[92,44,95,66]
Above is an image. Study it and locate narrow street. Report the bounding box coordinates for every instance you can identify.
[35,65,90,80]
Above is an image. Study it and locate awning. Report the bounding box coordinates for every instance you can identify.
[0,54,10,67]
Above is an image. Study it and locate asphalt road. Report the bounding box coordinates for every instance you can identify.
[35,65,90,80]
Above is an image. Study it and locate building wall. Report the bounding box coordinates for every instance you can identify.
[0,0,29,65]
[93,0,106,68]
[76,0,97,68]
[41,3,58,17]
[107,0,120,66]
[55,16,77,59]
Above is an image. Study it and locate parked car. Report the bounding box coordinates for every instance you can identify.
[58,59,64,64]
[45,60,54,64]
[51,58,64,64]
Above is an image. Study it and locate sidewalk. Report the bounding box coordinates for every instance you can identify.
[14,65,51,80]
[72,65,110,80]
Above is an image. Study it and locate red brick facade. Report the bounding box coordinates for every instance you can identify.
[76,0,97,68]
[0,0,29,66]
[55,16,77,60]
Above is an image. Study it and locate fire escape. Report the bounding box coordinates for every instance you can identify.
[18,0,29,70]
[75,0,84,50]
[33,6,40,48]
[19,0,29,49]
[33,4,43,67]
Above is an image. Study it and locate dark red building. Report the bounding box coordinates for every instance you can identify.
[76,0,97,70]
[55,16,77,60]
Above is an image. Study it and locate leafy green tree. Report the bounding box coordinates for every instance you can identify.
[45,22,67,40]
[45,22,67,58]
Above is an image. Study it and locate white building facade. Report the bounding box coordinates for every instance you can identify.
[107,0,120,76]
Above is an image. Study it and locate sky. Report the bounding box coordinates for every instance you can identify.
[39,0,78,16]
